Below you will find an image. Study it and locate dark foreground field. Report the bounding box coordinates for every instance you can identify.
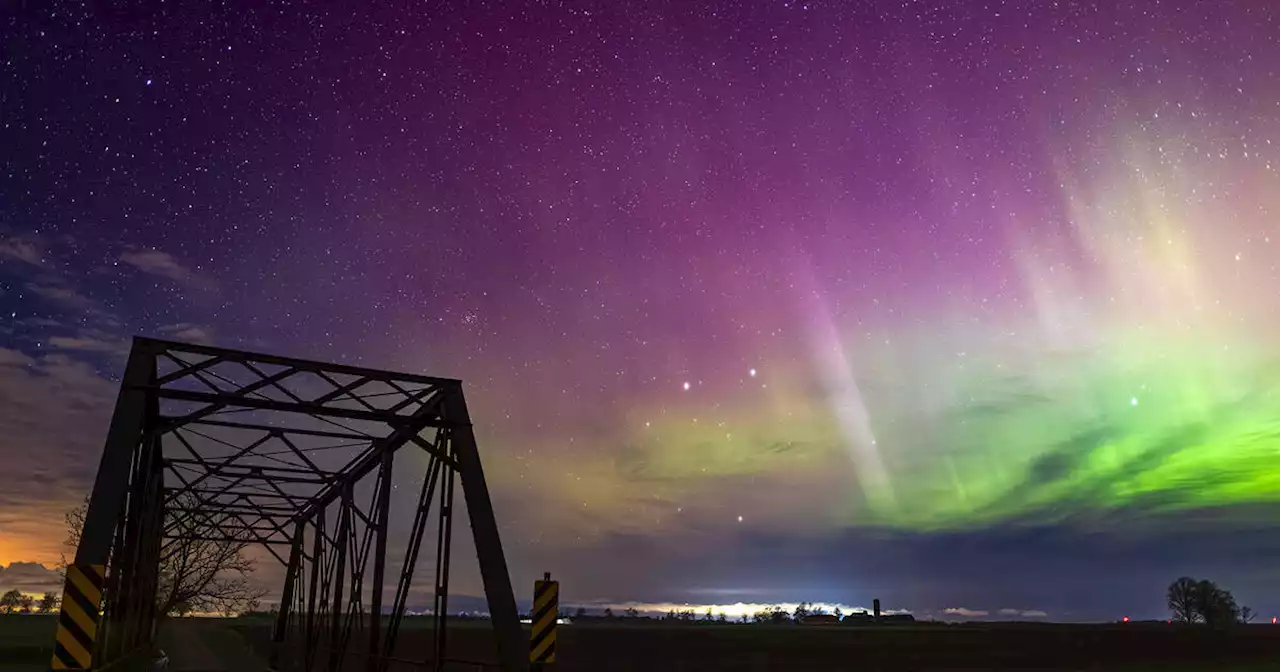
[237,617,1280,671]
[5,614,1279,671]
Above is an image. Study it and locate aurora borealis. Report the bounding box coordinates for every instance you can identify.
[3,1,1280,620]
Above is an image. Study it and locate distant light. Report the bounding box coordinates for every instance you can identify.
[145,79,152,86]
[749,368,757,377]
[1122,616,1130,623]
[737,515,743,522]
[1130,397,1138,406]
[682,381,690,391]
[1273,617,1277,624]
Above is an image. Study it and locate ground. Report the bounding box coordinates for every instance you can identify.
[1,614,54,671]
[236,617,1280,671]
[3,614,1278,670]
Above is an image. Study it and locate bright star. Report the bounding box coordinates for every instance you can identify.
[682,381,690,391]
[737,515,743,522]
[749,368,757,377]
[1130,397,1139,406]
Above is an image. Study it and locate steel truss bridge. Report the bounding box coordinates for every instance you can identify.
[55,337,524,671]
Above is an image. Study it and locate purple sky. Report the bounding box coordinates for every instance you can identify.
[3,1,1280,621]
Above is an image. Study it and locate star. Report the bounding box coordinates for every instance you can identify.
[2,0,1278,627]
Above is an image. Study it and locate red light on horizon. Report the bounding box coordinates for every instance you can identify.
[1273,617,1277,625]
[1122,616,1130,623]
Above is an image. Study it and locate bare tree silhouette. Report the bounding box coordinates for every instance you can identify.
[65,496,264,617]
[1240,606,1256,624]
[1167,577,1199,623]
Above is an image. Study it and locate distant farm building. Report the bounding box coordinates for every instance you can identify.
[841,611,873,624]
[839,606,916,625]
[800,614,841,625]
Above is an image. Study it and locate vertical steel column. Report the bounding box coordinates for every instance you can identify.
[75,342,155,565]
[272,520,304,668]
[99,441,141,662]
[305,510,325,671]
[328,487,352,672]
[56,342,154,669]
[110,419,158,656]
[382,452,442,664]
[443,387,524,672]
[135,372,164,647]
[137,430,165,643]
[431,458,456,672]
[368,451,393,666]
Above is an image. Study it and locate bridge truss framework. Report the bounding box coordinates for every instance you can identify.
[56,337,524,671]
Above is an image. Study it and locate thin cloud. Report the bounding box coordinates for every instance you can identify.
[0,348,33,367]
[47,336,131,356]
[943,607,990,617]
[26,282,93,310]
[158,323,214,344]
[997,607,1049,617]
[118,248,210,288]
[0,235,45,266]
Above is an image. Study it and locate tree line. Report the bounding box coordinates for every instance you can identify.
[0,589,59,614]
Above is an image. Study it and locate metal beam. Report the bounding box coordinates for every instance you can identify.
[368,451,392,661]
[139,336,460,387]
[444,388,525,672]
[295,394,447,522]
[75,344,156,566]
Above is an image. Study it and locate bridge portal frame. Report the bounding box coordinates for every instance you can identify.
[56,337,524,672]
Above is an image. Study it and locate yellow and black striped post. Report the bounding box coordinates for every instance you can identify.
[50,563,105,670]
[530,572,558,668]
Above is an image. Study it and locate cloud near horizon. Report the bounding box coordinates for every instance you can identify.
[0,562,62,595]
[999,608,1049,618]
[944,607,990,618]
[0,348,116,565]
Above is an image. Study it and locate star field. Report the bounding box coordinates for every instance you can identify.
[2,0,1280,620]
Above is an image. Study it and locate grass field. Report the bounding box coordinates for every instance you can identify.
[5,614,1279,670]
[237,617,1280,671]
[0,614,56,670]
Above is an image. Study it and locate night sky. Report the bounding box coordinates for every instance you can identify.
[3,1,1280,622]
